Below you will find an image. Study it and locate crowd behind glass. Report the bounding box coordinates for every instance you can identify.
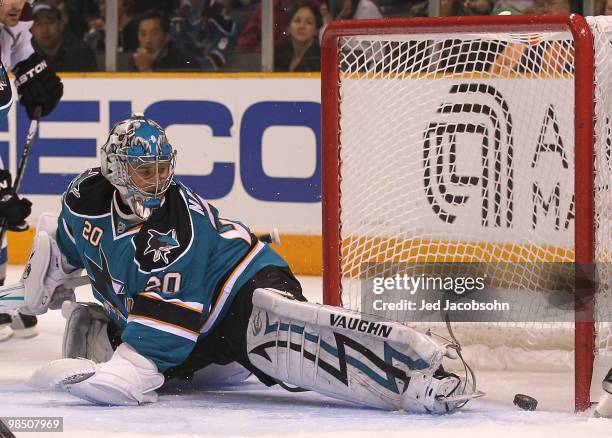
[30,0,600,73]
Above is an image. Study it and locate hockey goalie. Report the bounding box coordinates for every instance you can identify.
[21,115,481,413]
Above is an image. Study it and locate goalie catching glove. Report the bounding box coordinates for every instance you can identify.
[63,342,164,405]
[30,342,164,406]
[13,52,63,119]
[29,302,161,405]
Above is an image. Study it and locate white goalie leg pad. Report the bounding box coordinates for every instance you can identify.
[596,392,612,418]
[62,301,114,363]
[22,213,81,315]
[64,342,165,406]
[596,367,612,417]
[247,288,475,413]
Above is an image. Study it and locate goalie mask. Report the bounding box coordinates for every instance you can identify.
[100,115,176,219]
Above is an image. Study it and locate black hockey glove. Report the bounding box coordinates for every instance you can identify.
[0,169,31,232]
[13,52,63,119]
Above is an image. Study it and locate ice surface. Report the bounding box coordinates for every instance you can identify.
[1,267,610,437]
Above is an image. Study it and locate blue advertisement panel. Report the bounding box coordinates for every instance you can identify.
[7,76,323,234]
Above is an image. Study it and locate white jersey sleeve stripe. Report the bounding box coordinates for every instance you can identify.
[200,240,265,333]
[127,315,199,342]
[139,291,204,313]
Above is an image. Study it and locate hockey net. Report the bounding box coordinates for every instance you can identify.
[321,14,612,411]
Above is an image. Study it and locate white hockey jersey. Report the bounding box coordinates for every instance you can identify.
[0,0,34,70]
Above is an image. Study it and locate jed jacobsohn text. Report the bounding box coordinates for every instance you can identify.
[372,298,510,312]
[372,274,486,295]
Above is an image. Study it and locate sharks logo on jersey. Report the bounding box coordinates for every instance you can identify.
[144,229,180,264]
[133,184,194,273]
[85,248,127,320]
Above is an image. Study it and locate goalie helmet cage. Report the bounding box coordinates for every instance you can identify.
[320,14,611,412]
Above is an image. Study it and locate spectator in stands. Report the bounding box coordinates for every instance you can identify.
[44,0,90,41]
[407,0,465,17]
[490,3,572,76]
[327,0,383,20]
[532,0,572,13]
[441,0,467,15]
[274,2,321,72]
[170,0,237,70]
[604,0,612,14]
[129,9,198,72]
[463,0,493,14]
[84,1,105,52]
[134,0,176,15]
[490,0,533,13]
[489,7,531,75]
[374,0,413,17]
[236,0,321,53]
[319,0,382,37]
[534,0,573,75]
[117,0,140,52]
[66,0,99,20]
[30,2,98,72]
[84,0,143,53]
[33,0,80,46]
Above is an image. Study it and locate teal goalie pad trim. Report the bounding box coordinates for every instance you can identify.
[255,315,430,393]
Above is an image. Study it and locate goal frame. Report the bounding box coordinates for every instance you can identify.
[320,14,595,412]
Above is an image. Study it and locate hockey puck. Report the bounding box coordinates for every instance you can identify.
[513,394,538,411]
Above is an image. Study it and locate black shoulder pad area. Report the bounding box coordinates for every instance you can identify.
[134,184,194,272]
[64,168,115,216]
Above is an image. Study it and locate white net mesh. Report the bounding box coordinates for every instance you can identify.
[329,17,612,375]
[591,15,612,385]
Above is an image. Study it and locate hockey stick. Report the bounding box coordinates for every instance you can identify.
[0,106,42,244]
[14,107,42,193]
[0,108,41,314]
[0,417,16,438]
[0,228,282,312]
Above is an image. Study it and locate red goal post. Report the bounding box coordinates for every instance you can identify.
[321,14,598,412]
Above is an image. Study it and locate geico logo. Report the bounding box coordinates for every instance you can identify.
[15,60,47,86]
[15,99,322,204]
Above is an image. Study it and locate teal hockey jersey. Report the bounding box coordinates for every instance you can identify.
[57,168,288,371]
